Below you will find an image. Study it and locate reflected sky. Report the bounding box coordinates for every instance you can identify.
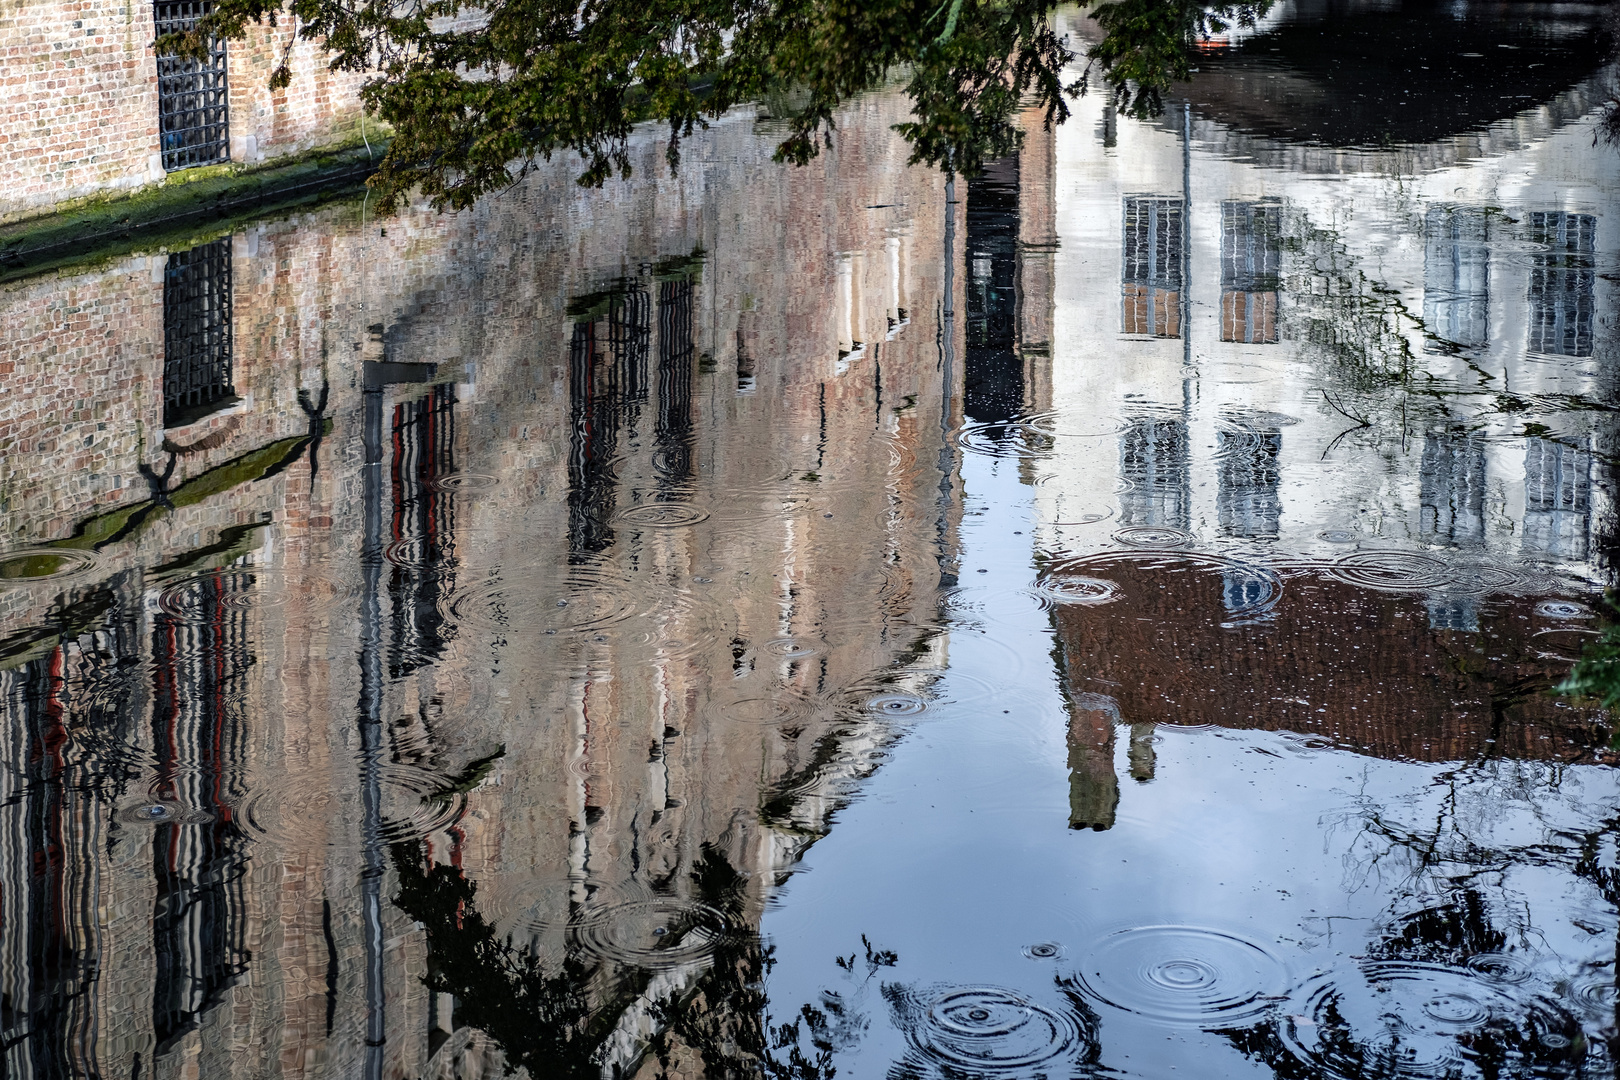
[0,10,1619,1079]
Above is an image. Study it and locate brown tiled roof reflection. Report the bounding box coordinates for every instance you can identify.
[1052,557,1610,767]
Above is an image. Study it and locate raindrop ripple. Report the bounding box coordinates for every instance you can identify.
[1077,926,1290,1027]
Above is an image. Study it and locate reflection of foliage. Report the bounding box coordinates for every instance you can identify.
[424,744,506,803]
[1281,213,1420,393]
[1082,0,1271,116]
[1225,891,1590,1079]
[393,838,857,1078]
[645,846,839,1080]
[1557,602,1620,713]
[390,841,600,1078]
[1368,889,1506,965]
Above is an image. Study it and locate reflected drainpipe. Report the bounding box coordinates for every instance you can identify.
[937,171,960,587]
[359,365,387,1080]
[1182,103,1193,374]
[356,329,439,1080]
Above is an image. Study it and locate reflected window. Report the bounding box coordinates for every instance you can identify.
[163,237,234,427]
[1423,206,1490,351]
[1067,693,1121,831]
[1120,414,1190,529]
[1420,427,1486,546]
[1216,425,1281,537]
[566,287,651,556]
[612,288,652,407]
[966,157,1023,424]
[1220,202,1281,344]
[0,631,138,1077]
[1526,211,1595,358]
[150,572,253,1053]
[1122,197,1182,338]
[1523,436,1591,560]
[1427,596,1480,633]
[656,278,695,488]
[389,385,457,677]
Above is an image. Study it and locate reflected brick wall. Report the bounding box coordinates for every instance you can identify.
[1055,562,1608,770]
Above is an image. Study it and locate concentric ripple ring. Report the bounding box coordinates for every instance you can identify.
[898,985,1087,1072]
[1076,926,1290,1027]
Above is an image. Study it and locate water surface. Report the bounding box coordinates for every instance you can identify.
[2,8,1619,1077]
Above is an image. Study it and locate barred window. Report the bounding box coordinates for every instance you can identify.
[1220,201,1281,344]
[1119,414,1190,529]
[1423,206,1490,350]
[162,238,234,427]
[1122,198,1183,338]
[153,0,230,171]
[1525,211,1595,358]
[1523,436,1591,561]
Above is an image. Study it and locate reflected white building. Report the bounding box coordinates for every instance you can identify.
[1035,17,1619,581]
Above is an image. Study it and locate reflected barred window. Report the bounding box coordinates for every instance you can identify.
[1420,427,1487,546]
[1423,206,1491,350]
[568,288,650,556]
[1216,425,1281,537]
[163,238,234,427]
[1119,415,1190,529]
[1219,202,1281,344]
[0,632,138,1080]
[612,288,652,407]
[1427,597,1481,633]
[1122,198,1183,338]
[390,385,457,677]
[150,572,253,1054]
[153,0,229,170]
[1523,436,1591,561]
[1525,212,1595,358]
[655,278,696,488]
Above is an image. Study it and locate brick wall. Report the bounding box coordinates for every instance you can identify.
[226,19,368,164]
[0,0,365,224]
[0,0,163,222]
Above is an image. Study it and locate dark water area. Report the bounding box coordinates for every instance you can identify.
[3,4,1620,1077]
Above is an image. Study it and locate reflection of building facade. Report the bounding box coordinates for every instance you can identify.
[0,87,959,1078]
[1037,23,1619,580]
[1033,12,1617,836]
[1054,561,1613,829]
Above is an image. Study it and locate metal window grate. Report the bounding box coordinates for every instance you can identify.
[150,571,253,1053]
[154,0,229,171]
[568,319,622,556]
[163,238,234,427]
[388,385,457,677]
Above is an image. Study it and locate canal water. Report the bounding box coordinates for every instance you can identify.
[2,3,1618,1077]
